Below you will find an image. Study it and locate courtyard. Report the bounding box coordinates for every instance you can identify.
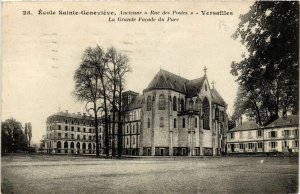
[1,154,298,194]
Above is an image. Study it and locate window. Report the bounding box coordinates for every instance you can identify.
[195,118,197,128]
[65,120,68,124]
[133,125,135,134]
[71,126,74,131]
[77,127,80,132]
[295,140,298,148]
[147,118,150,128]
[133,136,135,144]
[182,118,186,128]
[189,100,193,111]
[64,141,68,149]
[77,135,80,139]
[174,118,177,128]
[258,142,263,149]
[239,144,244,149]
[83,135,86,140]
[230,133,235,139]
[195,99,200,111]
[295,129,298,137]
[58,125,61,130]
[147,96,151,111]
[215,107,219,120]
[126,138,129,145]
[71,134,74,139]
[65,133,68,138]
[158,94,166,110]
[248,143,253,149]
[160,117,164,127]
[58,133,61,137]
[202,97,210,130]
[283,130,290,137]
[284,140,288,148]
[271,142,277,148]
[257,130,262,137]
[127,126,129,134]
[181,99,185,112]
[83,128,86,132]
[71,121,74,124]
[89,128,91,133]
[270,131,277,138]
[89,136,92,140]
[173,96,177,111]
[205,84,207,91]
[65,126,68,130]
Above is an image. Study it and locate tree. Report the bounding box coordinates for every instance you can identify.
[106,47,131,157]
[1,118,28,153]
[231,1,299,125]
[73,45,107,156]
[25,122,32,148]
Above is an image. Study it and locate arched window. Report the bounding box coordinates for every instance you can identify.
[147,118,151,128]
[182,118,185,128]
[195,99,200,111]
[88,143,92,150]
[159,94,166,110]
[160,117,164,127]
[147,96,151,111]
[215,107,219,120]
[76,142,80,149]
[64,141,68,149]
[202,97,210,130]
[136,123,139,132]
[189,100,193,111]
[174,118,177,128]
[57,141,61,148]
[82,143,86,150]
[173,96,177,111]
[181,99,185,112]
[70,142,74,148]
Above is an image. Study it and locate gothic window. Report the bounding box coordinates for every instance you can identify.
[173,96,177,111]
[181,99,185,112]
[205,84,207,91]
[195,118,197,128]
[195,99,200,111]
[159,94,166,110]
[182,118,185,128]
[82,143,86,150]
[202,97,210,130]
[215,107,219,120]
[147,118,150,128]
[147,96,151,111]
[189,100,193,111]
[174,118,177,128]
[178,98,181,111]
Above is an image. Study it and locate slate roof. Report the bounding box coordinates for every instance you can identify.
[124,94,143,111]
[230,121,260,131]
[211,88,227,106]
[265,115,299,128]
[49,111,94,120]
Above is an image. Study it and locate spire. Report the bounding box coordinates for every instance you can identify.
[203,66,207,76]
[211,80,216,88]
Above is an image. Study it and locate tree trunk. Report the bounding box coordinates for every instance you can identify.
[117,84,123,157]
[94,106,100,156]
[101,76,110,156]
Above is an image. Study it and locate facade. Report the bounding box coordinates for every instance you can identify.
[227,115,299,155]
[120,69,228,156]
[45,111,102,154]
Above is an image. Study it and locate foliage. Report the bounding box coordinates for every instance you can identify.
[1,118,28,153]
[231,1,299,125]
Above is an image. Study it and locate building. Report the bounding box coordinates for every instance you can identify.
[227,115,299,155]
[44,111,102,154]
[120,68,228,156]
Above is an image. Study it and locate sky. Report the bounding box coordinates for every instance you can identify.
[2,1,253,144]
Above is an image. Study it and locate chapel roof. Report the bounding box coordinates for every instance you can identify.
[211,87,227,106]
[230,121,261,131]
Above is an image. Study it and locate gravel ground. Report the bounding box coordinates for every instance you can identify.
[1,154,298,194]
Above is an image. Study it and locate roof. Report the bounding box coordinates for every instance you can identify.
[124,94,143,111]
[211,87,227,106]
[230,121,260,131]
[49,111,94,120]
[265,115,299,128]
[144,69,207,97]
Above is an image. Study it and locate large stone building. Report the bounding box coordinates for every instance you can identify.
[45,68,228,156]
[120,68,228,156]
[227,115,299,155]
[44,111,102,154]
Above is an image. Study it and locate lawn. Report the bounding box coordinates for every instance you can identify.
[1,154,298,194]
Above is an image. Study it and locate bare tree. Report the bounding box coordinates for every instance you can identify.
[73,45,107,156]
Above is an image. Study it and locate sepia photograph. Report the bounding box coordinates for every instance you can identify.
[1,1,299,193]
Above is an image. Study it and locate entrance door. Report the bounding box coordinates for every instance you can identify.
[182,148,187,156]
[160,148,165,156]
[231,144,235,152]
[147,148,151,156]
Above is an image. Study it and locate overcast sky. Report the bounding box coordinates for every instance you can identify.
[2,2,253,144]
